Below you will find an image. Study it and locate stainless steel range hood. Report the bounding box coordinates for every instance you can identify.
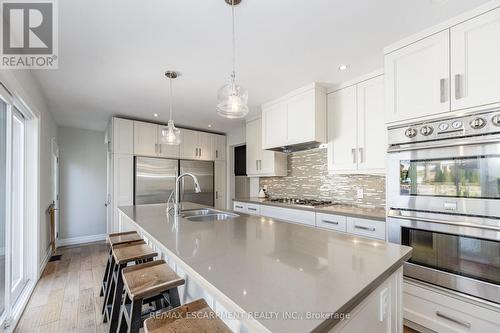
[266,141,322,153]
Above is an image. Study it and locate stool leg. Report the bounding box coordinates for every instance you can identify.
[117,292,131,333]
[128,298,143,333]
[168,287,181,308]
[109,264,126,333]
[102,259,117,319]
[100,249,113,297]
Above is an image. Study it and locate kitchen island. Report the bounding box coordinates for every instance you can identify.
[118,203,412,333]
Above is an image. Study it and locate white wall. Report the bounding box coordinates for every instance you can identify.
[0,70,57,275]
[58,127,107,241]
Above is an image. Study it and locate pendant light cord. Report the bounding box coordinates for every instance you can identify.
[169,77,173,121]
[231,0,236,82]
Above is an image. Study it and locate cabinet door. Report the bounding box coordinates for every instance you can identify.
[180,129,199,160]
[385,30,450,123]
[287,90,316,146]
[451,8,500,111]
[357,76,386,172]
[246,118,261,175]
[214,161,226,209]
[327,86,358,172]
[214,135,226,161]
[133,121,158,156]
[198,132,214,161]
[113,154,133,232]
[112,118,133,154]
[157,125,180,158]
[262,102,287,149]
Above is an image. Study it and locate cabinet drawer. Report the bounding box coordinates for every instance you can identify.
[233,201,247,213]
[260,205,315,226]
[347,217,385,240]
[404,281,500,333]
[246,203,260,215]
[316,213,347,233]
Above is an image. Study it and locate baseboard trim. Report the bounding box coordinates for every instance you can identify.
[57,233,106,247]
[39,246,52,277]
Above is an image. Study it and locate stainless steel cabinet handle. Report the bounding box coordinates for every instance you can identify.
[258,160,262,170]
[358,147,363,163]
[436,311,471,328]
[155,143,158,154]
[248,208,257,211]
[216,150,218,159]
[354,225,376,232]
[351,148,357,164]
[159,144,162,154]
[322,220,339,225]
[215,191,219,199]
[256,160,259,171]
[440,78,448,103]
[454,74,464,100]
[235,205,243,209]
[199,148,202,157]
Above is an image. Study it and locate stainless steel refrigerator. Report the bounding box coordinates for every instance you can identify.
[135,157,214,207]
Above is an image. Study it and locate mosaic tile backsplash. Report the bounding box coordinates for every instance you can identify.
[259,147,386,208]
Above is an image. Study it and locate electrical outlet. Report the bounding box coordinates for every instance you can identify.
[357,188,364,199]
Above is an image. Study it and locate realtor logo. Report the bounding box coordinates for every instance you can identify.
[1,0,58,69]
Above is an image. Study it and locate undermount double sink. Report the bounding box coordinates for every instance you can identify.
[181,208,239,222]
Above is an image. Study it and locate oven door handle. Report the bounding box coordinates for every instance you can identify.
[388,210,500,232]
[387,135,500,153]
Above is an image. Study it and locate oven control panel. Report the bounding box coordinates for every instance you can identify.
[389,109,500,146]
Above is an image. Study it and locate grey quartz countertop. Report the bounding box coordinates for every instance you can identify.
[119,203,411,333]
[234,197,386,222]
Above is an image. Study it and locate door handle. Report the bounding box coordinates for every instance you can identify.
[351,148,357,164]
[454,74,464,100]
[440,78,448,103]
[436,311,471,328]
[322,220,339,225]
[358,147,363,163]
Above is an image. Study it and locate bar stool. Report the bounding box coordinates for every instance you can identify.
[116,260,185,333]
[103,241,158,333]
[144,299,232,333]
[100,231,143,297]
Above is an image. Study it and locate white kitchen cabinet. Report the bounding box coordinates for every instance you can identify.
[112,154,133,232]
[327,85,358,173]
[357,76,386,172]
[214,134,226,161]
[134,121,158,156]
[385,30,450,123]
[328,75,385,174]
[451,7,500,111]
[316,213,347,233]
[404,280,500,333]
[180,129,214,161]
[214,161,226,210]
[233,201,247,213]
[260,205,315,226]
[246,117,287,177]
[112,118,133,154]
[346,217,385,240]
[262,83,326,149]
[245,203,260,215]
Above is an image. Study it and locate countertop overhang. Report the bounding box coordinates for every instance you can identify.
[233,197,386,222]
[118,203,411,333]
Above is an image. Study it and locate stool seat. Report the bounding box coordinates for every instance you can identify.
[108,231,142,246]
[123,260,185,300]
[144,299,232,333]
[113,243,158,264]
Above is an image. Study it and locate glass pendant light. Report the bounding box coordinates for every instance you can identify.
[217,0,249,119]
[161,71,181,145]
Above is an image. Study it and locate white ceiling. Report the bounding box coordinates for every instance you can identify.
[31,0,491,133]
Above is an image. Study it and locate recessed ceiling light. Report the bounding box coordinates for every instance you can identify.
[338,64,349,71]
[153,113,159,117]
[208,124,212,128]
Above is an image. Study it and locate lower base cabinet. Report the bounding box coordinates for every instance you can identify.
[404,279,500,333]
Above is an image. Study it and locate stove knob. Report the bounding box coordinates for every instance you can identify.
[452,121,463,129]
[420,125,434,136]
[438,123,449,131]
[470,117,486,129]
[492,114,500,126]
[405,128,417,138]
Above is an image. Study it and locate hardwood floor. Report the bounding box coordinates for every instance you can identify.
[15,242,109,333]
[15,242,422,333]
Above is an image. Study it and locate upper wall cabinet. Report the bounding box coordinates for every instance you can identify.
[180,129,214,161]
[262,84,326,150]
[385,30,450,123]
[385,6,500,124]
[328,75,386,174]
[133,121,180,158]
[246,117,287,177]
[110,118,134,154]
[451,8,500,111]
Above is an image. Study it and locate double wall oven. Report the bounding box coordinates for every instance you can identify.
[387,109,500,304]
